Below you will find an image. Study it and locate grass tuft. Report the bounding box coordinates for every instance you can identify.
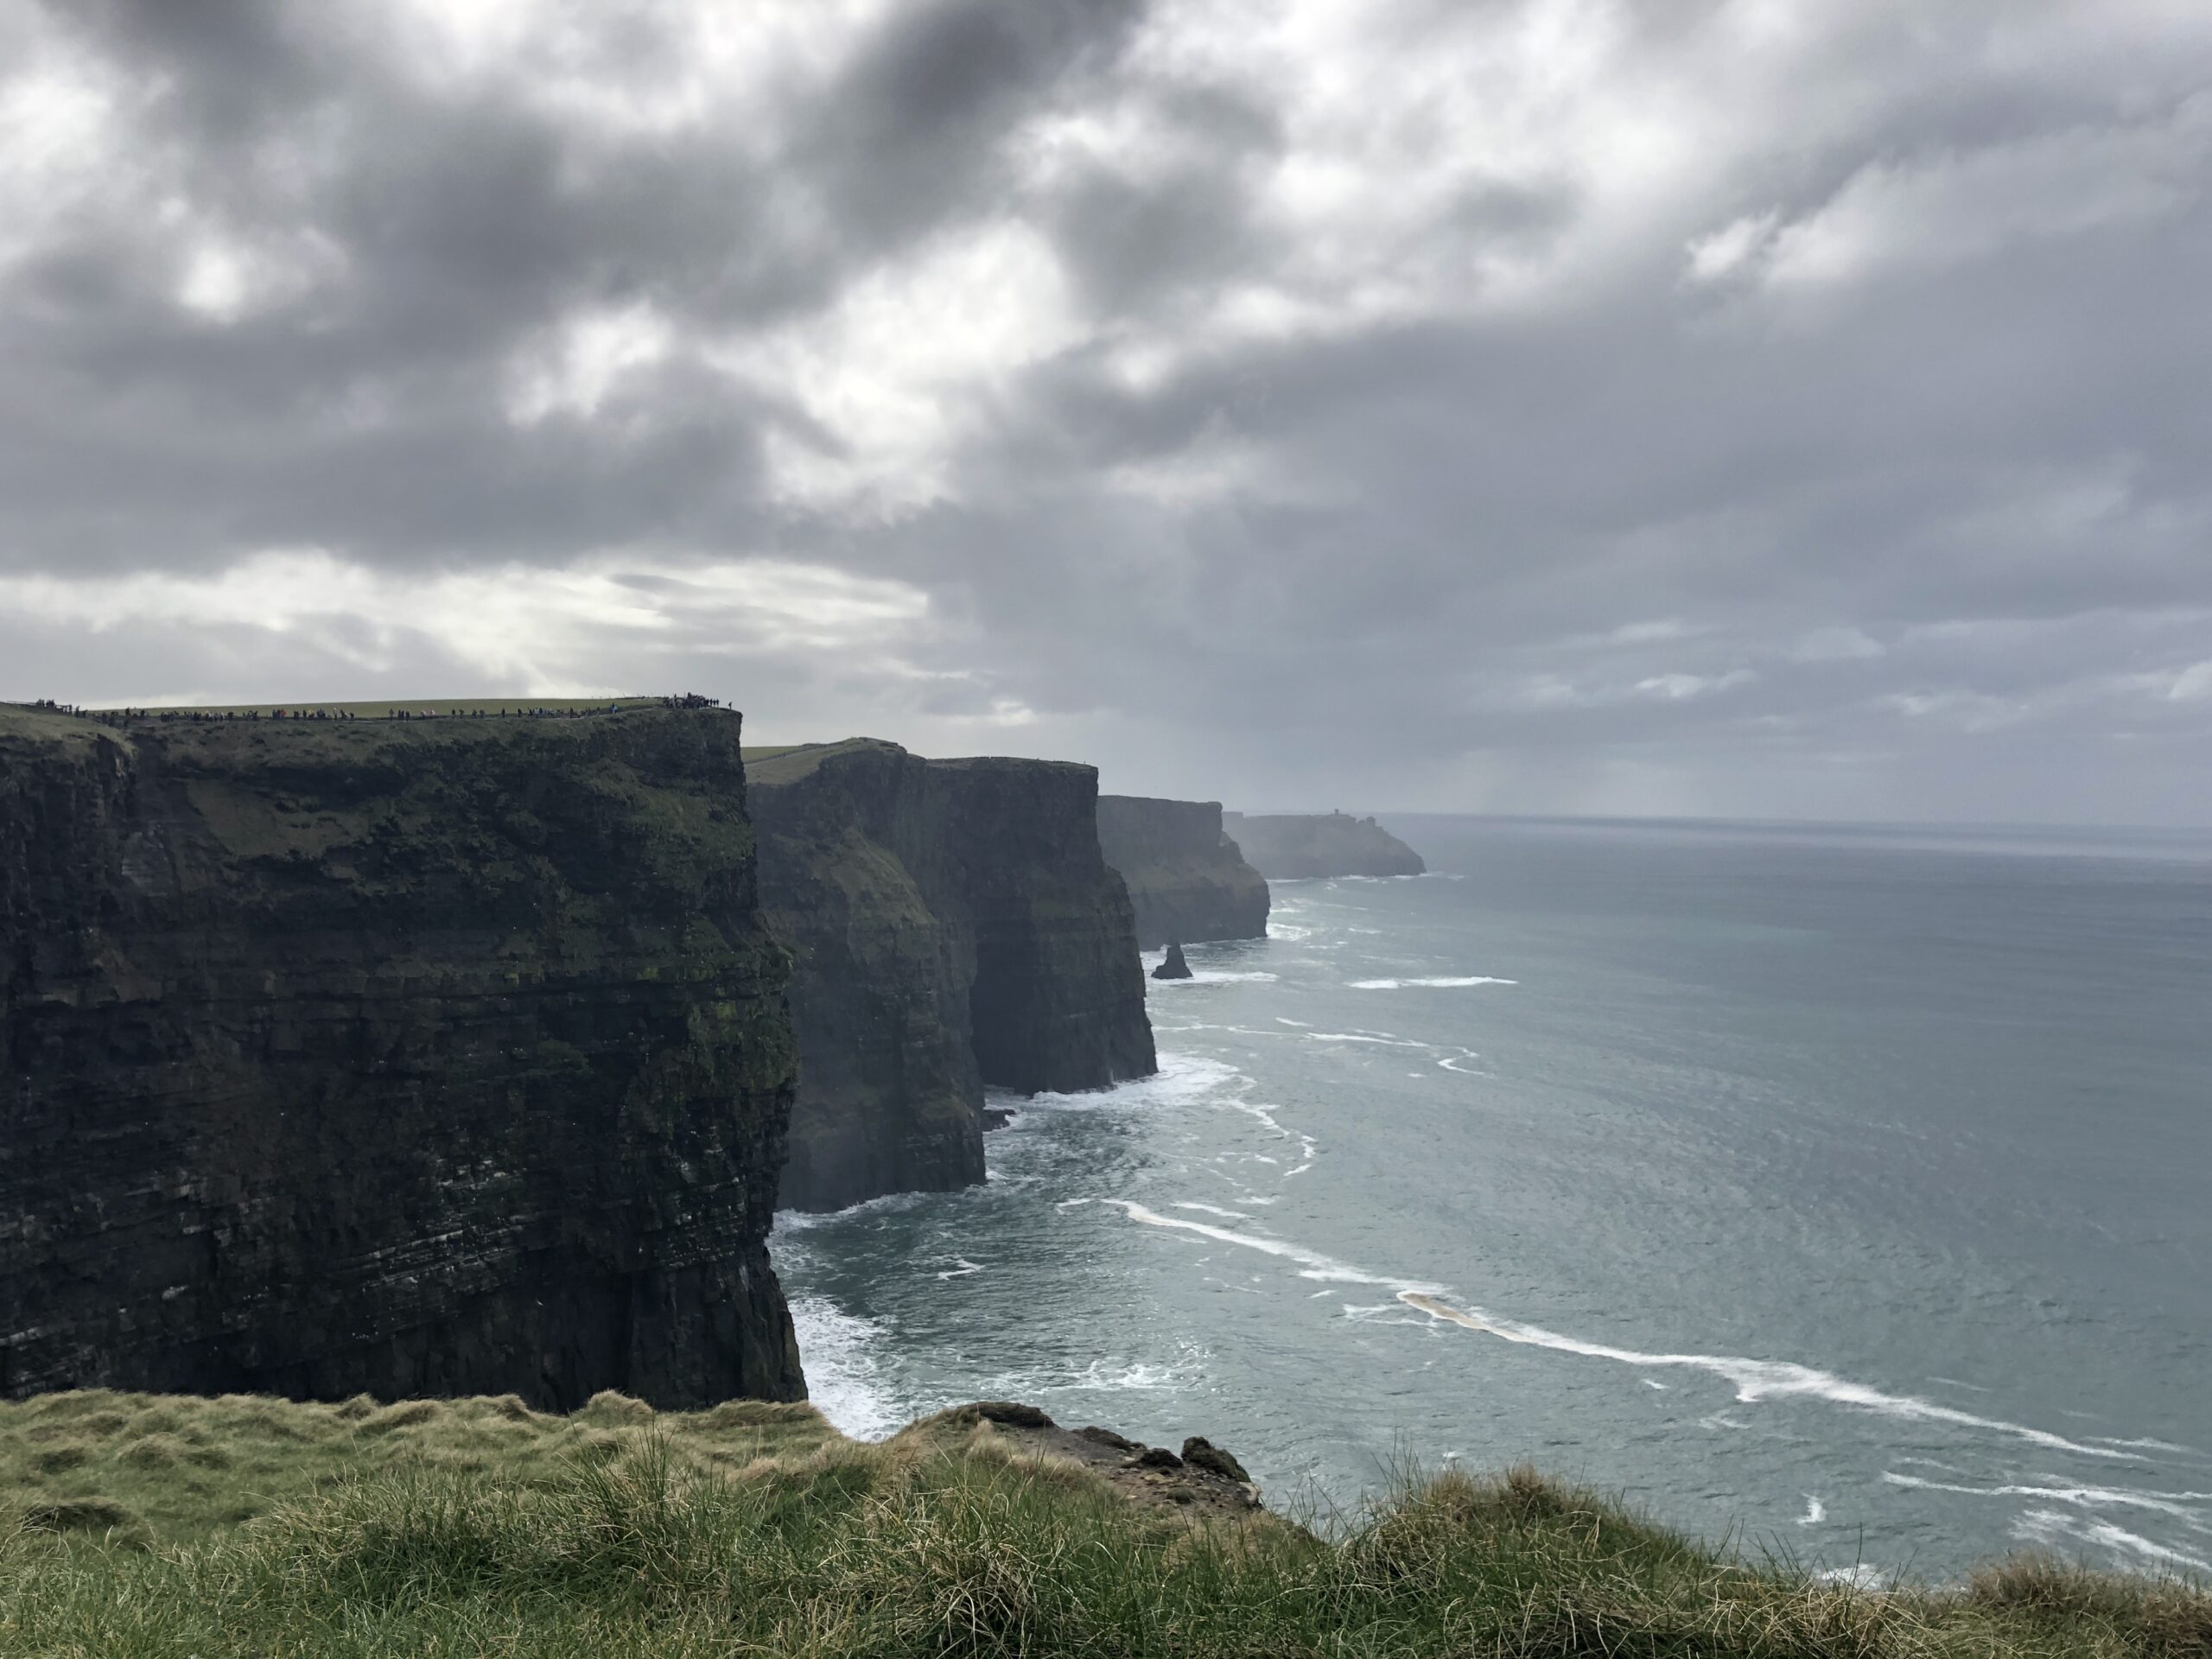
[0,1392,2204,1656]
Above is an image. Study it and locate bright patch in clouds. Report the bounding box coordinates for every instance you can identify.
[1,551,930,695]
[720,222,1077,517]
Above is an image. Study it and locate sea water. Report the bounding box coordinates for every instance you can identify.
[772,816,2212,1581]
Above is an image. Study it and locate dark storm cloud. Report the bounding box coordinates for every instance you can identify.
[3,0,2209,821]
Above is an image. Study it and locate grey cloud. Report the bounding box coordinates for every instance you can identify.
[4,0,2211,822]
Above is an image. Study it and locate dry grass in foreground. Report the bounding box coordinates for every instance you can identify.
[3,1389,2208,1658]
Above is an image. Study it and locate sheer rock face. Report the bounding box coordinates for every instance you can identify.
[1096,796,1269,950]
[1220,812,1427,879]
[749,741,1157,1215]
[0,705,804,1410]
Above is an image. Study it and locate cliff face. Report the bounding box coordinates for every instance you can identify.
[1222,812,1427,879]
[749,741,1156,1214]
[0,705,804,1410]
[1096,796,1269,950]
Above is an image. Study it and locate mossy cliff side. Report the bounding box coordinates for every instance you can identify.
[1096,795,1269,950]
[0,704,803,1410]
[1223,810,1427,878]
[749,741,1156,1214]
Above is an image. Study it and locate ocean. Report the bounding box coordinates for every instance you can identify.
[772,815,2212,1582]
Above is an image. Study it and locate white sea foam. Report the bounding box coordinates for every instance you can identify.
[785,1295,906,1441]
[936,1257,985,1281]
[1274,1017,1313,1027]
[1106,1200,1445,1292]
[2012,1510,2212,1573]
[982,1351,1201,1397]
[1173,1202,1255,1221]
[1306,1031,1433,1047]
[1799,1497,1827,1526]
[1882,1471,2212,1520]
[1350,976,1518,990]
[1397,1292,2150,1462]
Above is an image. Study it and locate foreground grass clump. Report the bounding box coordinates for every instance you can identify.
[3,1392,2207,1657]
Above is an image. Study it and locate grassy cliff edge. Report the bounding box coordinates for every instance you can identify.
[3,1391,2204,1657]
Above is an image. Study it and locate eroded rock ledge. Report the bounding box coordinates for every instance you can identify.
[1096,795,1269,951]
[748,740,1156,1215]
[0,704,804,1410]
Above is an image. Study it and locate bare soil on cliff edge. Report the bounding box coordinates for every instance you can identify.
[4,1389,2207,1657]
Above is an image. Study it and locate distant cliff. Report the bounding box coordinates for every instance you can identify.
[1096,796,1269,950]
[749,741,1156,1214]
[1222,812,1427,878]
[0,704,804,1410]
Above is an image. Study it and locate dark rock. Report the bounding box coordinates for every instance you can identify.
[1097,796,1269,950]
[0,704,804,1409]
[1131,1445,1185,1470]
[749,740,1156,1214]
[941,1401,1058,1430]
[1220,811,1426,879]
[981,1106,1016,1131]
[1180,1437,1252,1484]
[1077,1425,1140,1452]
[1152,942,1193,980]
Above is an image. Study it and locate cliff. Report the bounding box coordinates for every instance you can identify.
[1222,811,1427,879]
[748,740,1156,1214]
[1096,795,1269,950]
[0,703,804,1410]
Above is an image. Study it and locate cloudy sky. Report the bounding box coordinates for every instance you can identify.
[4,0,2209,821]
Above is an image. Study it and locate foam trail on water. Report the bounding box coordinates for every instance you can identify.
[1882,1472,2212,1519]
[1173,1202,1255,1221]
[1106,1201,1444,1292]
[1398,1292,2146,1462]
[2012,1510,2212,1573]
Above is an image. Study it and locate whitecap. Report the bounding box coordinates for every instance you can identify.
[1173,1202,1255,1221]
[1798,1496,1827,1526]
[785,1296,905,1441]
[1274,1017,1313,1028]
[935,1257,985,1281]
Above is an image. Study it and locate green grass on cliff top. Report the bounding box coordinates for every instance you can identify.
[4,1390,2206,1658]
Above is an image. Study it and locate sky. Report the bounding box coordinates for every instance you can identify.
[3,0,2209,823]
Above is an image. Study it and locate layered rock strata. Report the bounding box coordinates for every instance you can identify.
[1095,796,1269,950]
[1221,811,1427,878]
[747,741,1156,1214]
[0,703,804,1409]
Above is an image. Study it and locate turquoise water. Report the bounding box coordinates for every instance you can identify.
[772,817,2212,1581]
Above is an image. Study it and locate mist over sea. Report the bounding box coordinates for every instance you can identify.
[773,816,2212,1582]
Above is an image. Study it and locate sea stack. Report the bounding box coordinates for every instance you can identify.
[1153,941,1194,980]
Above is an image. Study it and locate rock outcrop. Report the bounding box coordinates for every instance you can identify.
[1153,943,1192,980]
[0,703,804,1410]
[1096,795,1269,950]
[1221,811,1426,879]
[748,740,1156,1215]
